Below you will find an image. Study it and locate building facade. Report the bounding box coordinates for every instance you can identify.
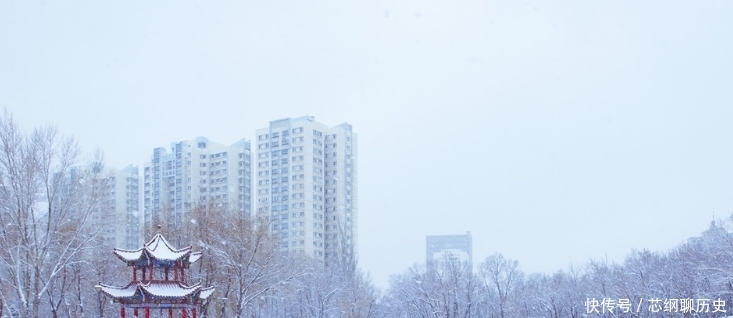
[143,137,252,236]
[426,232,473,267]
[68,164,140,249]
[113,165,141,249]
[255,116,358,267]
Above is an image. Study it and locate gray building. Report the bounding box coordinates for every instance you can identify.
[426,231,473,266]
[66,164,140,249]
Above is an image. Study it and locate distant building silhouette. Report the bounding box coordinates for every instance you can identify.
[426,231,473,267]
[64,164,140,249]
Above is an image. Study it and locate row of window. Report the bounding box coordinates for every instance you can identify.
[259,183,305,193]
[258,136,315,149]
[257,127,305,141]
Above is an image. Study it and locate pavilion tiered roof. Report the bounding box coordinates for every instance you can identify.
[113,234,201,265]
[96,281,214,302]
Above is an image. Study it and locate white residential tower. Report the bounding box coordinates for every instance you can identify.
[143,137,252,236]
[256,116,358,268]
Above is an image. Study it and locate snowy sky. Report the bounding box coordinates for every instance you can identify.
[2,1,733,289]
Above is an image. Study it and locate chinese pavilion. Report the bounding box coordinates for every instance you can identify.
[95,232,215,318]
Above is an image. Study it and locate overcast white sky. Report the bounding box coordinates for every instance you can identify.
[2,1,732,289]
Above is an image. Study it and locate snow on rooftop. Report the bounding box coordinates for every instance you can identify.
[96,283,137,298]
[96,282,215,299]
[113,249,143,262]
[113,234,200,263]
[142,282,201,298]
[189,252,202,263]
[199,286,215,300]
[145,234,192,261]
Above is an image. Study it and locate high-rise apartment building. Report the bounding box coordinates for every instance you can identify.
[143,137,252,235]
[67,164,140,249]
[426,232,473,267]
[112,165,141,249]
[256,116,358,267]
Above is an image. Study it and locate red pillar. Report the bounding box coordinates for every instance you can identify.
[134,308,139,317]
[165,267,169,281]
[133,268,137,281]
[192,308,197,318]
[168,308,173,318]
[182,308,188,318]
[120,307,126,318]
[145,307,150,318]
[149,264,153,280]
[174,266,179,281]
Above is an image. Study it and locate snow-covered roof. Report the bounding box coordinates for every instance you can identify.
[113,234,200,264]
[95,283,137,298]
[96,281,215,300]
[114,249,143,262]
[199,286,215,300]
[189,252,202,264]
[142,282,201,298]
[145,234,192,261]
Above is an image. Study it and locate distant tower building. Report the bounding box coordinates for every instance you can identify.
[426,232,473,267]
[255,116,358,268]
[113,165,141,249]
[67,164,140,249]
[143,137,252,236]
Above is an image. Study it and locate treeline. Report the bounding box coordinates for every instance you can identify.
[381,220,733,318]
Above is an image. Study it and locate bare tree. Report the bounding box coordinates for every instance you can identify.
[0,111,102,317]
[207,213,303,318]
[478,253,523,318]
[333,268,381,318]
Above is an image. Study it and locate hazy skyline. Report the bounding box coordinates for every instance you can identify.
[2,0,732,288]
